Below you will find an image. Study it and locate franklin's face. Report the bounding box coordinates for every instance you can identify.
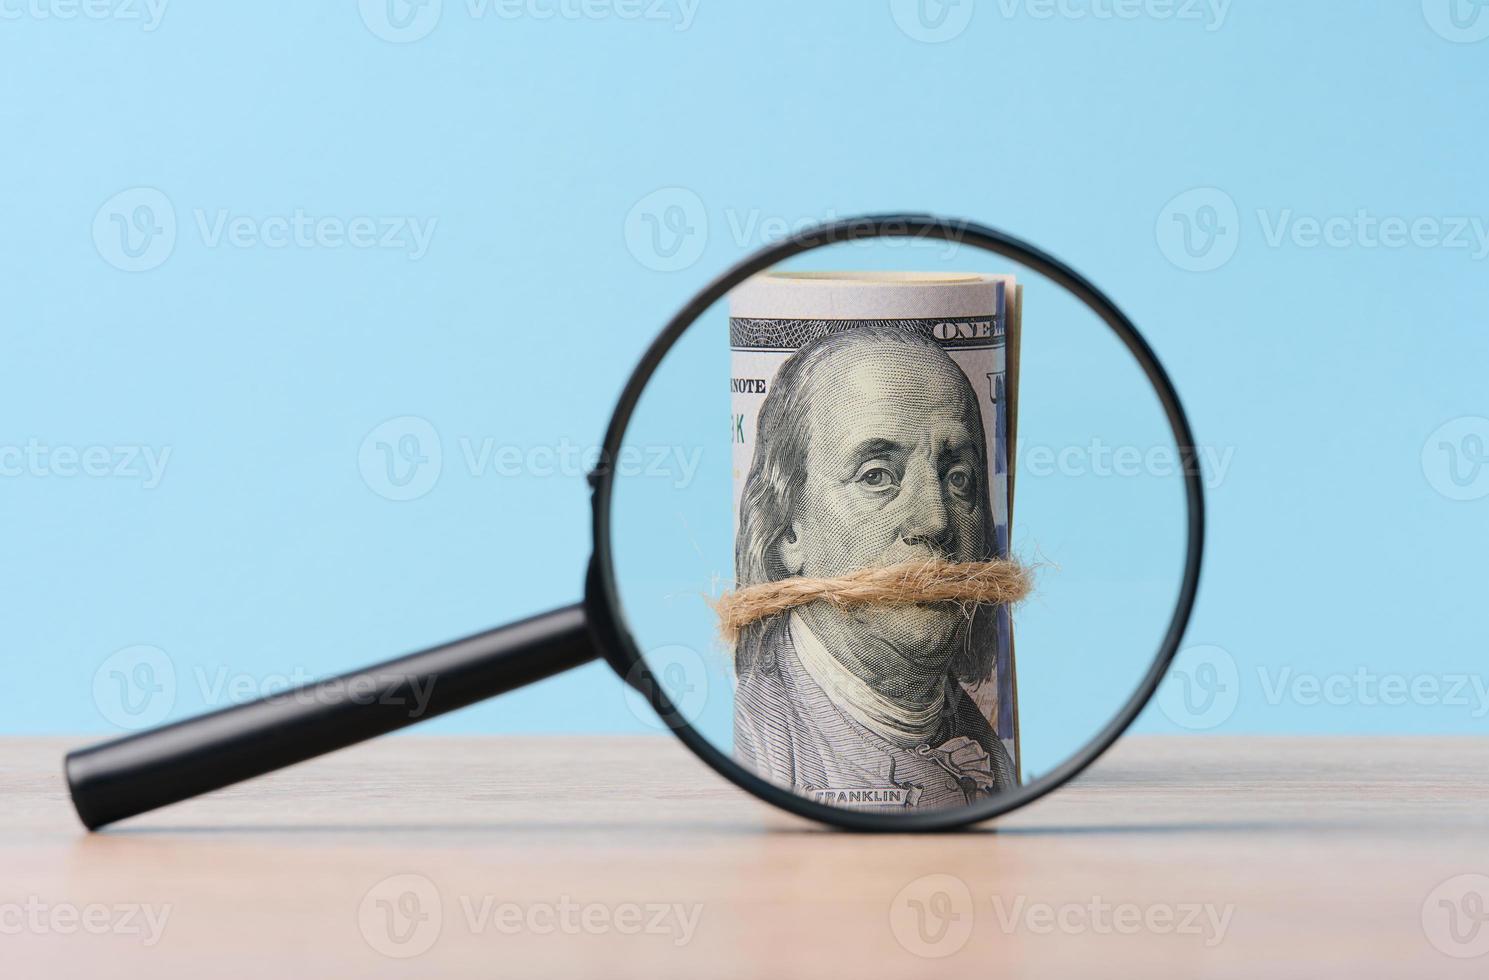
[778,340,988,661]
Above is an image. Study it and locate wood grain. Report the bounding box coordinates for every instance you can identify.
[1,735,1486,978]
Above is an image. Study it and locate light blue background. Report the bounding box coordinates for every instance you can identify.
[2,1,1485,744]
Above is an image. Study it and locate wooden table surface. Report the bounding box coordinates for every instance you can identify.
[2,735,1486,978]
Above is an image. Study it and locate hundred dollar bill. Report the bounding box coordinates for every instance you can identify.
[729,271,1021,811]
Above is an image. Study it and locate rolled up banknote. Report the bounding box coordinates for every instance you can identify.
[729,271,1021,810]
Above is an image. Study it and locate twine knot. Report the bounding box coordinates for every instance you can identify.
[713,557,1032,646]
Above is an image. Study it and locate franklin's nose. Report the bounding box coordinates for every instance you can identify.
[898,459,953,555]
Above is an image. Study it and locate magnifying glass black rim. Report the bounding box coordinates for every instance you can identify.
[587,212,1205,832]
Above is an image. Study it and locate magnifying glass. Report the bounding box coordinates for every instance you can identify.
[65,214,1204,832]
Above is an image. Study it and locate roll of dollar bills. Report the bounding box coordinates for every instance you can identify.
[728,271,1022,810]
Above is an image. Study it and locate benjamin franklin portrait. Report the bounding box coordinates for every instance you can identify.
[733,324,1015,810]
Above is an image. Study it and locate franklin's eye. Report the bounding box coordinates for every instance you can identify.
[853,461,899,491]
[946,465,975,499]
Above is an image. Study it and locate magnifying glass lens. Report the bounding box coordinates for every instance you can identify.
[609,231,1191,822]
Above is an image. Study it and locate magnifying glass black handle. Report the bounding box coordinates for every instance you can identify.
[65,604,597,830]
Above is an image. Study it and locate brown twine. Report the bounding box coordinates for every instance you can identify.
[712,557,1033,646]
